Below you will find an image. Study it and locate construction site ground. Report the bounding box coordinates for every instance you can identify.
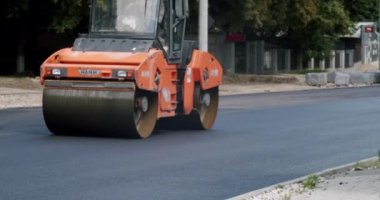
[0,70,379,200]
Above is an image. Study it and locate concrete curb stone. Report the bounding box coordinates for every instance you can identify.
[306,73,328,86]
[349,72,374,85]
[370,72,380,83]
[317,71,380,86]
[327,71,350,86]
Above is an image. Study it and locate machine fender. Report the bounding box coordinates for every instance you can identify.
[183,50,223,115]
[134,50,161,92]
[187,50,223,91]
[183,67,195,114]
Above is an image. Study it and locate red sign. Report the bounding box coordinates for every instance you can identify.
[365,26,374,33]
[225,33,246,42]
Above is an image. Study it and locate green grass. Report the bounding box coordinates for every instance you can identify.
[302,175,319,189]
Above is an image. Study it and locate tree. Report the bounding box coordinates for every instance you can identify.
[3,0,89,74]
[344,0,380,22]
[209,0,317,37]
[209,0,257,32]
[50,0,90,33]
[5,0,32,74]
[287,0,318,33]
[297,0,351,59]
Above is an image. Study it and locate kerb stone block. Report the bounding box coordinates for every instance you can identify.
[306,73,328,86]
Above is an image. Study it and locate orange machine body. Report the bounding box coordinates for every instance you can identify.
[40,47,223,119]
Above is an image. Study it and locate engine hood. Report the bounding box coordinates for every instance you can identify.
[57,48,150,65]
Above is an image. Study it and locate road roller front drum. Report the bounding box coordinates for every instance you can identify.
[43,87,158,139]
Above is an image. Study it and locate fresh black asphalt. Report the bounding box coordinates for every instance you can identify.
[1,87,380,200]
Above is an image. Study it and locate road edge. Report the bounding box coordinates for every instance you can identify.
[228,156,378,200]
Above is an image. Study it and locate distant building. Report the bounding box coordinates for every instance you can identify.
[341,22,379,66]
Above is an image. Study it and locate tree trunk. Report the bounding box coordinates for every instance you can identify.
[16,34,26,74]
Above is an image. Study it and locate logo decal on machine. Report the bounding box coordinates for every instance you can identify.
[210,69,219,77]
[162,88,170,103]
[186,67,192,83]
[78,69,100,75]
[141,71,150,78]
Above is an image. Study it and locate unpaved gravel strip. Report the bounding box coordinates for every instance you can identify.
[0,89,42,110]
[0,94,42,109]
[219,84,317,96]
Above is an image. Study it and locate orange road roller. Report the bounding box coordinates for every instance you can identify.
[40,0,223,138]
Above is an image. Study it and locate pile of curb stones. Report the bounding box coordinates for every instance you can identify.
[306,70,380,86]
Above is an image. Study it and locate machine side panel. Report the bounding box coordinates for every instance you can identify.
[136,50,178,118]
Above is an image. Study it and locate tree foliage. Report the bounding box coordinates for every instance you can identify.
[301,0,351,59]
[50,0,89,33]
[209,0,317,35]
[209,0,256,31]
[287,0,318,32]
[4,0,29,19]
[4,0,89,33]
[344,0,380,22]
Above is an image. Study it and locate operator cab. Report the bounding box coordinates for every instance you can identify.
[73,0,189,64]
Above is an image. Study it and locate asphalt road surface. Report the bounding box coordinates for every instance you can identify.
[1,87,380,200]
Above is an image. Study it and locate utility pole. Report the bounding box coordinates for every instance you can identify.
[199,0,208,51]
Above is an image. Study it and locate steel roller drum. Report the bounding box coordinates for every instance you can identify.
[43,85,157,139]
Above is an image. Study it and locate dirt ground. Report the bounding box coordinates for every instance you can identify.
[0,77,42,90]
[0,77,42,109]
[220,73,320,95]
